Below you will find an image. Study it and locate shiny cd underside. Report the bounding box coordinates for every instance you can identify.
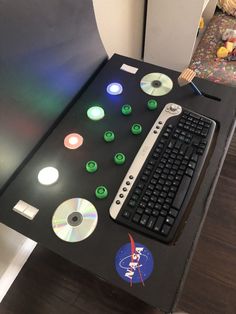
[140,73,173,96]
[52,198,98,242]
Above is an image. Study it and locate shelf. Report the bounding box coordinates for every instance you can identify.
[202,0,210,12]
[144,0,217,71]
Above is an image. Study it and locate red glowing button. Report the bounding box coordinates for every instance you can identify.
[64,133,83,149]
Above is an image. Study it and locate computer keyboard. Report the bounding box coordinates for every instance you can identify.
[109,103,216,244]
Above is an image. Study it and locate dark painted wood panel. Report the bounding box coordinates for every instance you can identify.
[0,136,235,314]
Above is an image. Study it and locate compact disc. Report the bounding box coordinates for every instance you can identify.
[52,198,98,242]
[140,73,173,96]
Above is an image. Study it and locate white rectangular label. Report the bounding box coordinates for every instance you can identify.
[13,200,39,220]
[120,63,138,74]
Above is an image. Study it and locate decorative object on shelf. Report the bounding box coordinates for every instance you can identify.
[217,28,236,59]
[217,46,229,58]
[197,16,205,37]
[189,11,236,87]
[218,0,236,17]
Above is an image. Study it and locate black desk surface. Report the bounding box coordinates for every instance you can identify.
[0,54,235,313]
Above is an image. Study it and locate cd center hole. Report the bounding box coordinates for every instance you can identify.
[67,212,83,226]
[152,80,162,88]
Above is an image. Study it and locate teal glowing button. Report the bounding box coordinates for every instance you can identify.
[87,106,105,121]
[131,123,142,135]
[114,153,126,165]
[104,131,115,142]
[121,104,132,115]
[95,186,108,199]
[86,161,98,173]
[147,99,158,110]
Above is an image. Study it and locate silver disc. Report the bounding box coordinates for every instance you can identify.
[140,73,173,96]
[52,198,98,242]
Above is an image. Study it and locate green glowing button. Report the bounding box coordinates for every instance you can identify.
[131,123,142,135]
[121,104,132,115]
[104,131,115,142]
[95,186,108,199]
[86,161,98,173]
[147,99,158,110]
[114,153,126,165]
[87,106,105,121]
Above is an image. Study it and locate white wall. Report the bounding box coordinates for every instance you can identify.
[93,0,145,59]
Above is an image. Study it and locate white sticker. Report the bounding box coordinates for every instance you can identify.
[13,200,39,220]
[120,64,138,74]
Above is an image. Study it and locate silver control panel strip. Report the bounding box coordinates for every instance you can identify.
[109,103,182,219]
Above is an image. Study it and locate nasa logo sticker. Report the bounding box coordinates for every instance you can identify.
[115,234,154,286]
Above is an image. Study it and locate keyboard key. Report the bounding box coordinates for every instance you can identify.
[185,147,193,159]
[165,197,172,204]
[197,148,204,155]
[153,189,160,196]
[132,213,141,223]
[144,169,151,176]
[136,207,144,215]
[122,210,131,219]
[145,208,152,215]
[139,202,146,208]
[166,216,175,225]
[157,197,165,204]
[140,214,149,226]
[154,203,162,210]
[146,216,156,229]
[131,194,139,201]
[161,224,171,236]
[169,208,178,217]
[148,184,155,192]
[150,178,157,185]
[163,203,170,211]
[150,195,157,202]
[168,192,175,198]
[186,168,194,177]
[141,175,148,181]
[154,216,165,232]
[172,175,191,210]
[168,140,175,148]
[147,164,154,170]
[160,210,168,216]
[173,180,180,187]
[128,200,136,207]
[201,128,208,137]
[188,161,196,169]
[163,185,170,192]
[145,189,152,195]
[152,209,159,217]
[137,182,144,189]
[160,191,167,198]
[134,188,142,195]
[142,195,149,202]
[147,201,155,209]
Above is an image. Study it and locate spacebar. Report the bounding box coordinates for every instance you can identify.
[172,175,191,210]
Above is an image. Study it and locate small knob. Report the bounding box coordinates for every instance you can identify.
[169,103,178,112]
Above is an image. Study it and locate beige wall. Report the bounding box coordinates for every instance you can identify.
[93,0,145,59]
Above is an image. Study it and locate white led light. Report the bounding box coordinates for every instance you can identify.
[107,83,123,95]
[38,167,59,186]
[68,136,79,145]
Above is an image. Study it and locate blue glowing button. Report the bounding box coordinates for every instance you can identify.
[87,106,105,121]
[106,82,123,95]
